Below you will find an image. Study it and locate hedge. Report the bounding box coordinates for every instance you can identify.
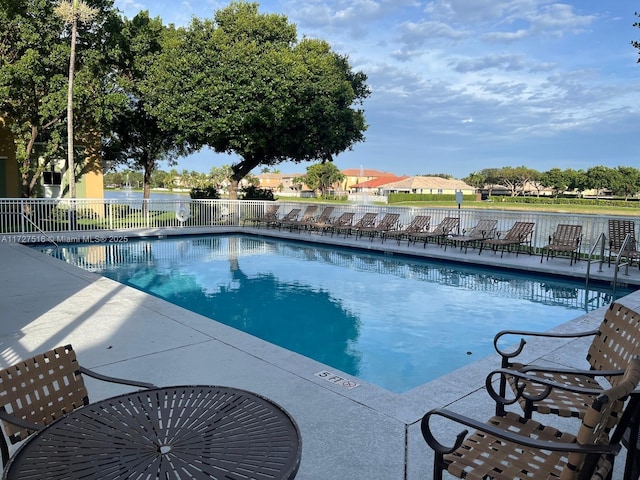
[388,193,477,203]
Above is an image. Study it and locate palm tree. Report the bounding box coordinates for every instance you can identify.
[55,0,98,202]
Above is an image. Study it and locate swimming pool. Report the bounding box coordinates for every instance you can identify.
[36,234,632,393]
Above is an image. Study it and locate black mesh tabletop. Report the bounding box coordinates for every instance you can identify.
[3,385,301,480]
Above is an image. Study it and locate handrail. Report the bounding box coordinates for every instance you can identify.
[612,234,634,294]
[585,232,606,284]
[20,213,58,249]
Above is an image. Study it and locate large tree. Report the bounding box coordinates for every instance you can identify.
[103,11,189,212]
[304,162,345,198]
[0,0,120,198]
[143,2,369,199]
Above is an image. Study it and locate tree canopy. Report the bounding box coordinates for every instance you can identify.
[0,0,121,197]
[142,2,370,199]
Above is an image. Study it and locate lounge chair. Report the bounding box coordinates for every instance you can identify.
[540,223,582,264]
[492,302,640,417]
[271,208,301,230]
[421,356,640,480]
[243,204,279,227]
[314,212,355,236]
[279,205,318,231]
[381,215,431,244]
[608,219,640,268]
[0,345,156,466]
[335,212,378,238]
[445,219,497,253]
[304,206,335,232]
[479,221,535,257]
[356,213,400,241]
[409,216,459,247]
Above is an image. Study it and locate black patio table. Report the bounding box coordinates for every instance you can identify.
[2,385,301,480]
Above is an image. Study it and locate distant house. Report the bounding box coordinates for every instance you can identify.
[341,169,398,193]
[380,176,476,196]
[0,118,104,199]
[255,173,309,197]
[351,175,409,196]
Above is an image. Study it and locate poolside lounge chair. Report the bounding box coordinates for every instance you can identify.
[479,221,535,257]
[0,344,156,467]
[421,355,640,480]
[445,219,497,253]
[409,217,459,247]
[381,215,431,244]
[540,223,582,265]
[271,208,301,230]
[335,212,378,238]
[279,205,318,231]
[243,204,279,227]
[314,212,355,236]
[303,206,335,232]
[356,213,400,241]
[608,219,640,268]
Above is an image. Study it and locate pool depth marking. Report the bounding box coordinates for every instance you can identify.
[315,370,360,389]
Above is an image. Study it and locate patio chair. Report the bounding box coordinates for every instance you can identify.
[330,212,377,238]
[304,206,335,232]
[421,355,640,480]
[409,217,459,247]
[356,213,400,241]
[541,224,583,265]
[271,208,301,230]
[315,212,355,236]
[608,219,640,268]
[243,204,279,227]
[479,221,535,257]
[381,215,431,244]
[445,219,497,253]
[491,302,640,417]
[0,344,156,467]
[279,205,318,231]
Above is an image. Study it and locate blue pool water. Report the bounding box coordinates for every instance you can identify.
[36,235,633,393]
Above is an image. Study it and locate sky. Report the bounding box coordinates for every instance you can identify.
[113,0,640,179]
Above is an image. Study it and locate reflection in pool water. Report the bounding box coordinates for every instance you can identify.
[36,235,634,393]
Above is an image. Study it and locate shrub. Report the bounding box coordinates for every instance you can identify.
[190,186,220,199]
[240,185,275,200]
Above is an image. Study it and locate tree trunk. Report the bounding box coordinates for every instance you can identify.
[67,18,77,200]
[142,162,153,216]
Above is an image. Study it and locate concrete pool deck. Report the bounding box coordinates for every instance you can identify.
[2,226,640,479]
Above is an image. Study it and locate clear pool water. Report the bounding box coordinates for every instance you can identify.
[36,235,633,393]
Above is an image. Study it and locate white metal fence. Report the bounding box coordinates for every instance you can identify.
[0,197,636,255]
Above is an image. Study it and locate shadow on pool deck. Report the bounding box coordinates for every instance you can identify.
[2,229,640,479]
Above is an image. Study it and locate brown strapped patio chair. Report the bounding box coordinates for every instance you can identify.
[271,208,301,230]
[608,219,640,268]
[243,204,279,227]
[479,221,535,257]
[382,215,430,244]
[0,345,156,467]
[445,219,497,253]
[279,205,318,231]
[315,212,355,236]
[491,302,640,421]
[355,213,400,241]
[333,212,378,238]
[541,224,583,265]
[409,216,459,247]
[305,206,335,232]
[421,356,640,480]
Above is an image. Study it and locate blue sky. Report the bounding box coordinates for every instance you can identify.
[114,0,640,179]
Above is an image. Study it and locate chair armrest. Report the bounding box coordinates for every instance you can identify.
[78,366,157,389]
[485,368,619,407]
[493,328,599,361]
[0,410,42,432]
[421,407,620,455]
